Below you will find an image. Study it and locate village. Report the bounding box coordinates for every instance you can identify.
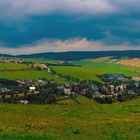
[0,73,140,104]
[0,57,140,104]
[0,56,24,64]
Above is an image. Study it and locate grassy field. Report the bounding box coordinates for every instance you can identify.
[0,70,66,83]
[90,57,110,63]
[117,58,140,67]
[51,59,140,82]
[0,95,140,139]
[0,62,66,83]
[0,63,29,70]
[0,58,140,83]
[51,66,103,82]
[25,58,64,64]
[70,58,139,70]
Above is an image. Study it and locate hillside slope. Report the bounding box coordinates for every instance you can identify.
[17,50,140,61]
[0,96,140,139]
[117,58,140,67]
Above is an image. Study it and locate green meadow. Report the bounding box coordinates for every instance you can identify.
[0,63,29,70]
[0,95,140,139]
[71,58,140,73]
[51,59,140,82]
[0,63,66,83]
[0,59,140,83]
[25,58,63,64]
[0,70,65,83]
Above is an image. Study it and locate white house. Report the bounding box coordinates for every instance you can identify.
[64,88,75,96]
[116,85,126,92]
[64,88,71,95]
[19,100,29,105]
[29,86,36,91]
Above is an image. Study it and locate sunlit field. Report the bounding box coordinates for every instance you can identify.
[0,95,140,139]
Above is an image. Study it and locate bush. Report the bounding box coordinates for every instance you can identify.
[73,129,80,135]
[45,95,56,104]
[94,96,113,104]
[25,123,32,129]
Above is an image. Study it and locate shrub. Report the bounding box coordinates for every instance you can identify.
[73,129,80,135]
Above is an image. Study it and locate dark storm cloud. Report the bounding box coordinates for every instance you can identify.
[0,0,140,53]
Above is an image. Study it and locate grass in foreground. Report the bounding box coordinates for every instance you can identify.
[0,96,140,139]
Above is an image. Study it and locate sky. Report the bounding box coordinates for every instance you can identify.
[0,0,140,54]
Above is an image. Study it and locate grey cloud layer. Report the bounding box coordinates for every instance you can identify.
[0,0,139,18]
[0,38,140,55]
[0,0,140,53]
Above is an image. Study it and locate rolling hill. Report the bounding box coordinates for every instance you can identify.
[116,58,140,67]
[17,50,140,61]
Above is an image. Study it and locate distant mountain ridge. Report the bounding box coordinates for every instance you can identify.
[17,50,140,61]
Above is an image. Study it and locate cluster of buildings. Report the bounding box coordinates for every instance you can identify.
[17,78,49,87]
[78,74,140,101]
[0,78,76,96]
[0,57,24,63]
[0,73,140,104]
[57,84,76,96]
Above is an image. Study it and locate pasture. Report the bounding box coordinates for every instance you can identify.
[51,59,140,82]
[90,56,110,63]
[0,62,66,83]
[0,95,140,139]
[117,58,140,67]
[0,58,140,83]
[25,58,63,64]
[0,70,65,83]
[0,63,29,70]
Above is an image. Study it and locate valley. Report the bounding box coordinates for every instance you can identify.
[0,55,140,140]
